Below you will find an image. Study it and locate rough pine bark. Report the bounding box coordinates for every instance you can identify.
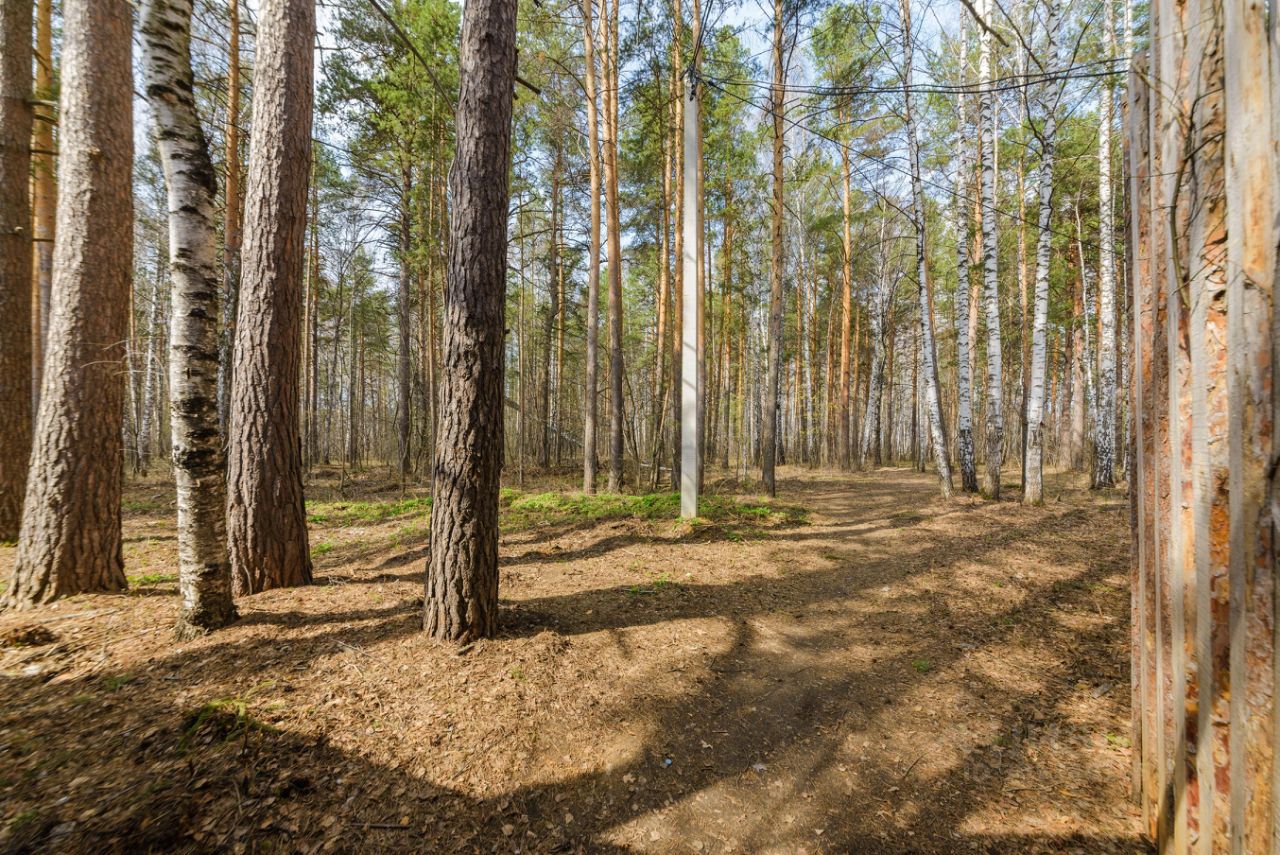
[30,0,54,408]
[978,0,1004,499]
[424,0,516,641]
[225,0,314,595]
[0,0,33,542]
[839,125,854,470]
[219,0,243,432]
[762,0,786,497]
[142,0,238,637]
[7,0,132,607]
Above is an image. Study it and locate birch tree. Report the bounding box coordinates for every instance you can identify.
[1022,0,1063,504]
[977,0,1004,498]
[1093,0,1117,487]
[900,0,953,497]
[7,0,133,607]
[953,20,978,492]
[142,0,238,635]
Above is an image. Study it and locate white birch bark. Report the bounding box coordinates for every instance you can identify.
[1094,0,1118,486]
[1022,0,1063,504]
[901,0,952,496]
[954,20,978,492]
[142,0,237,637]
[978,0,1004,497]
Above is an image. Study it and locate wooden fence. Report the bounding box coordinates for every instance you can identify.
[1126,0,1278,849]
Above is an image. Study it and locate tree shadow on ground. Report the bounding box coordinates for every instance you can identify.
[0,475,1149,854]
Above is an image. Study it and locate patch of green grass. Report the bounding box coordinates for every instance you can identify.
[129,572,176,586]
[500,489,808,531]
[180,682,279,751]
[509,665,526,681]
[123,499,163,514]
[102,672,135,692]
[306,496,432,526]
[311,542,334,557]
[8,809,40,832]
[912,659,932,674]
[628,572,679,596]
[1105,732,1131,749]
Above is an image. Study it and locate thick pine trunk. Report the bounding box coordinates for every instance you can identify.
[226,0,314,595]
[7,0,132,607]
[423,0,516,642]
[0,0,33,542]
[142,0,237,637]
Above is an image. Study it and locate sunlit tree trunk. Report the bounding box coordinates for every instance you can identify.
[1022,0,1062,505]
[0,0,33,542]
[977,0,1004,498]
[603,0,624,491]
[226,0,314,595]
[901,0,952,497]
[838,111,854,470]
[1094,0,1118,487]
[424,0,516,641]
[142,0,237,636]
[7,0,132,607]
[953,21,977,492]
[763,0,786,496]
[219,0,243,431]
[580,0,601,493]
[30,0,54,409]
[397,165,413,479]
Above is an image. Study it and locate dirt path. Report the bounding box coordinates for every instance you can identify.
[0,467,1148,853]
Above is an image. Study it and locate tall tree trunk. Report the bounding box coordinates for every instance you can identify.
[0,0,33,542]
[581,0,601,494]
[978,0,1004,498]
[542,150,561,469]
[397,167,413,479]
[424,0,516,641]
[953,22,977,492]
[604,0,625,492]
[219,0,243,432]
[763,0,786,496]
[30,0,54,410]
[142,0,237,636]
[7,0,132,607]
[1022,0,1062,505]
[901,0,952,497]
[838,115,854,470]
[1094,0,1118,487]
[1069,243,1086,468]
[861,214,889,467]
[669,28,684,490]
[226,0,314,595]
[137,265,164,475]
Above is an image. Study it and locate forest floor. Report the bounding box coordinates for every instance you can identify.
[0,465,1149,854]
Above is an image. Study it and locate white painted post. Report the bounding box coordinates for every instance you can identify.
[681,70,700,519]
